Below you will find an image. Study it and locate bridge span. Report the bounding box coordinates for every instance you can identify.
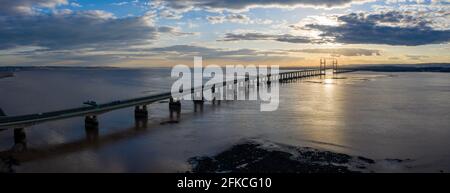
[0,68,355,131]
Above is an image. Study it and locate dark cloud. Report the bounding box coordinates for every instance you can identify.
[153,0,368,11]
[0,0,67,16]
[0,11,187,50]
[221,32,325,43]
[207,14,250,24]
[307,12,450,46]
[148,45,262,57]
[221,33,276,41]
[145,45,304,63]
[143,45,289,60]
[289,48,381,56]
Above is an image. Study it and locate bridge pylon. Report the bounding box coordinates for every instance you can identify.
[319,57,338,75]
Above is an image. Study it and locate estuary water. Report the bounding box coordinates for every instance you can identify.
[0,68,449,172]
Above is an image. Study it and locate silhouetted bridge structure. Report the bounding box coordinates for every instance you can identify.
[1,63,355,145]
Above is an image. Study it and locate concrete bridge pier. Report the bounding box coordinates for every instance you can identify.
[193,90,204,112]
[13,128,27,152]
[134,105,148,119]
[257,74,260,87]
[245,74,251,90]
[85,115,99,130]
[169,97,181,120]
[211,84,217,104]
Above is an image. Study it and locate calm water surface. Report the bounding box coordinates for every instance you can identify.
[0,68,449,172]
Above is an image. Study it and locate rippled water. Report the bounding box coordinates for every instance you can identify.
[0,68,449,172]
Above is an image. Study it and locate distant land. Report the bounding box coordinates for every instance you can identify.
[0,63,450,73]
[347,63,450,72]
[0,66,117,72]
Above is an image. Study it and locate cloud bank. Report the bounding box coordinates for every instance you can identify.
[220,32,327,44]
[152,0,370,12]
[289,48,381,56]
[307,11,450,46]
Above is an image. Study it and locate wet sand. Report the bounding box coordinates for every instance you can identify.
[189,140,388,173]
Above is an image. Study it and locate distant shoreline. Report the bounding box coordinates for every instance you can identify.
[348,65,450,73]
[1,63,450,73]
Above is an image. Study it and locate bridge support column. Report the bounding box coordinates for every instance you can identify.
[169,97,181,121]
[13,128,27,152]
[85,115,99,129]
[134,105,148,119]
[256,75,260,87]
[211,84,218,104]
[193,89,204,112]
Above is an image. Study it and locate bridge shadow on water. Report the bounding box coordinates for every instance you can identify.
[0,107,199,164]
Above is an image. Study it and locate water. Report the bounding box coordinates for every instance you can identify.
[0,68,449,172]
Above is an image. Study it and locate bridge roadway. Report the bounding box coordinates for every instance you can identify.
[0,69,352,129]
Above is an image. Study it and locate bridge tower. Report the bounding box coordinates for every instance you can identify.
[320,58,326,75]
[320,57,338,75]
[332,58,338,73]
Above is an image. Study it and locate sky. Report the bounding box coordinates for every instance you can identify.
[0,0,449,67]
